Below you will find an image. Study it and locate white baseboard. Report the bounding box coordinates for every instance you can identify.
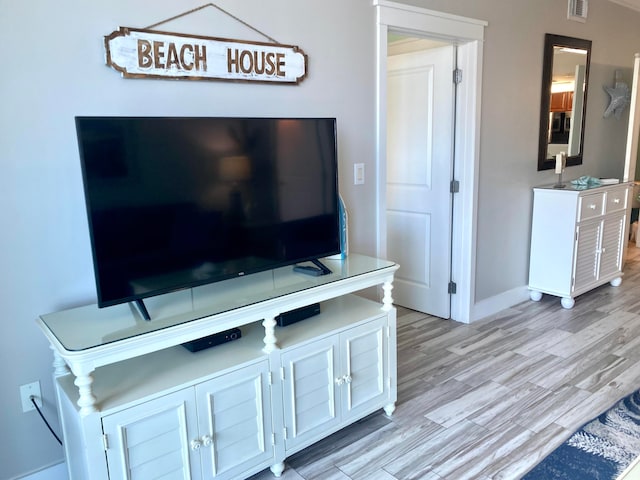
[14,462,67,480]
[471,285,530,322]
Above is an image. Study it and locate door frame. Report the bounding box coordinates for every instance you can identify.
[374,0,487,323]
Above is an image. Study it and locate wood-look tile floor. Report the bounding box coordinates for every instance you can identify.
[250,244,640,480]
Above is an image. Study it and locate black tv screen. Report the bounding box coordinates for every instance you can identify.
[76,116,340,310]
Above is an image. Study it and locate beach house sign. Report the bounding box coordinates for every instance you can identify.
[104,27,307,84]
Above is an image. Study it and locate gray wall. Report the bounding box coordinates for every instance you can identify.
[0,1,378,476]
[404,0,640,301]
[2,0,640,477]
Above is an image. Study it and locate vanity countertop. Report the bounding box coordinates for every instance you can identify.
[535,179,627,192]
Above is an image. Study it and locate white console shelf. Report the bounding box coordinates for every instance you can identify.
[37,254,399,480]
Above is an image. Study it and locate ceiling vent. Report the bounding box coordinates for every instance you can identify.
[568,0,588,22]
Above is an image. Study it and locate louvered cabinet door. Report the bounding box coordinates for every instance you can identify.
[196,361,273,480]
[572,220,602,292]
[599,212,626,280]
[102,389,201,480]
[340,316,388,420]
[280,336,340,453]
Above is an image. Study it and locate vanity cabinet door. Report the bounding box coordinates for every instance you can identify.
[102,389,201,480]
[599,212,626,280]
[102,361,273,480]
[279,315,390,454]
[573,220,601,292]
[196,361,274,480]
[280,336,341,453]
[340,316,388,421]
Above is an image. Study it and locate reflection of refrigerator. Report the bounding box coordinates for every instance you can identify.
[550,112,570,144]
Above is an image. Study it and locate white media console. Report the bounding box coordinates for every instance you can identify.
[37,254,399,480]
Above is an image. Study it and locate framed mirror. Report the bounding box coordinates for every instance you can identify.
[538,34,592,171]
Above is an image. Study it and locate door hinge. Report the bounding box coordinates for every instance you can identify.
[268,372,273,385]
[448,281,457,294]
[102,433,109,451]
[280,367,285,381]
[271,433,276,446]
[453,68,463,84]
[450,180,460,193]
[283,427,288,440]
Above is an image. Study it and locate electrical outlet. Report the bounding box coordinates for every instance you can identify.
[20,381,42,413]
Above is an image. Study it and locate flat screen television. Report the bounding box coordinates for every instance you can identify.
[75,116,340,319]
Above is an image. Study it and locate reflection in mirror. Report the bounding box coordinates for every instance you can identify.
[538,34,592,171]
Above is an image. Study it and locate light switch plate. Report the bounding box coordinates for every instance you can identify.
[354,163,365,185]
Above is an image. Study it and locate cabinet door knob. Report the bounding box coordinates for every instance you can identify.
[335,377,344,386]
[614,198,621,204]
[589,204,597,209]
[344,375,352,384]
[190,439,202,450]
[201,435,213,447]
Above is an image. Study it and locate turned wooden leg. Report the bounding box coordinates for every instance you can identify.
[529,290,543,302]
[74,373,97,416]
[384,402,396,417]
[270,461,285,477]
[382,277,394,312]
[561,297,575,309]
[262,315,278,353]
[51,346,70,377]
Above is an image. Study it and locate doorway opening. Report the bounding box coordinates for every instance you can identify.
[386,35,456,319]
[375,1,487,323]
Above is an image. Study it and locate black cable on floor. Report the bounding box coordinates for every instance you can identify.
[31,396,62,446]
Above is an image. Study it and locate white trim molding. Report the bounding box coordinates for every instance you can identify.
[13,462,67,480]
[471,285,531,323]
[374,0,487,323]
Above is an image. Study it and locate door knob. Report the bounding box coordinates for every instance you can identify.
[201,435,213,447]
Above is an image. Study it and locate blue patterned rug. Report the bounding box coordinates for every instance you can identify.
[523,390,640,479]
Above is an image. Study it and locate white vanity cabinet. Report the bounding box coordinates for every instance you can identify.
[37,254,398,480]
[528,182,631,308]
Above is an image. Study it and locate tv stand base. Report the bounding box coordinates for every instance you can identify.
[133,299,151,321]
[293,258,332,276]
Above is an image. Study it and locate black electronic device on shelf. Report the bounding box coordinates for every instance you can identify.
[75,117,341,320]
[181,327,242,352]
[276,303,321,327]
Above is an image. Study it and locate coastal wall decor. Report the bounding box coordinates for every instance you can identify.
[104,3,307,84]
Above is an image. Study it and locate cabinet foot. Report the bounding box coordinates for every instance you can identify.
[383,402,396,417]
[610,277,622,287]
[270,462,285,477]
[529,290,543,302]
[561,297,575,309]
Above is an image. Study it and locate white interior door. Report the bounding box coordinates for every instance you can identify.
[386,45,454,318]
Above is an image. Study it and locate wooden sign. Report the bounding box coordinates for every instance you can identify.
[105,27,307,84]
